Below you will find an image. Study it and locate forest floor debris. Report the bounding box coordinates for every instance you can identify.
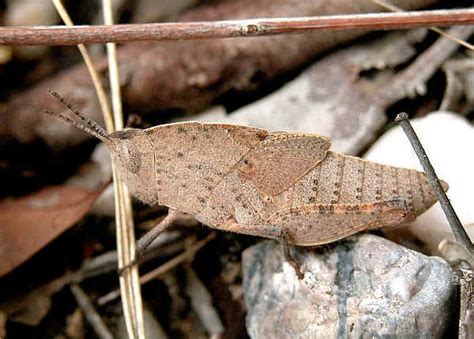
[0,0,472,337]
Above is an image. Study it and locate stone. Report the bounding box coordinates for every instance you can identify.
[243,234,455,338]
[364,111,474,253]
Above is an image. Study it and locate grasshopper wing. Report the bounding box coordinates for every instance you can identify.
[236,133,330,196]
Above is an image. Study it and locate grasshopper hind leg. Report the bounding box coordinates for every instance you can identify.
[219,216,306,279]
[270,198,414,246]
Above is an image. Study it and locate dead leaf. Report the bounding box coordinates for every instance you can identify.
[0,185,102,277]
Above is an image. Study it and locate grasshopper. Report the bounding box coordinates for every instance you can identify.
[46,94,447,247]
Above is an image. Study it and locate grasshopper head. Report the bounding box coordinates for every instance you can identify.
[45,90,158,205]
[107,128,157,205]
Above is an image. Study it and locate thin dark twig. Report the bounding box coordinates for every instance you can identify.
[98,233,216,305]
[185,264,225,337]
[74,231,184,281]
[395,112,474,253]
[70,284,114,339]
[0,9,473,46]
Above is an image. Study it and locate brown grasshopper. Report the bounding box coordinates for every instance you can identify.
[46,95,447,247]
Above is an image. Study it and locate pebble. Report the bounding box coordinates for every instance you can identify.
[243,234,455,338]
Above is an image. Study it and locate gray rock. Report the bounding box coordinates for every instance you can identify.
[243,234,455,338]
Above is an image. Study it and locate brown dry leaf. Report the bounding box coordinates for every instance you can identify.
[0,185,102,277]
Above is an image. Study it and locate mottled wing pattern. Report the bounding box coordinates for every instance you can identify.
[236,133,330,196]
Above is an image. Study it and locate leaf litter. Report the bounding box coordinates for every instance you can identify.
[0,0,473,337]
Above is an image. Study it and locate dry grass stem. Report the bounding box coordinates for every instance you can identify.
[52,0,145,337]
[373,0,474,50]
[102,0,145,338]
[51,0,113,130]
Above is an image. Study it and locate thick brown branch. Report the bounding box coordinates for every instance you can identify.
[0,9,473,46]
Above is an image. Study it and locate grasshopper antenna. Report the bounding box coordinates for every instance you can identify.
[47,89,110,141]
[44,110,110,143]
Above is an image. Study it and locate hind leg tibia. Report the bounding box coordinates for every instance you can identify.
[269,198,413,246]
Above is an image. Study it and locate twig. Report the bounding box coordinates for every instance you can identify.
[383,25,474,103]
[440,58,474,112]
[185,264,225,337]
[101,0,145,338]
[70,284,114,339]
[76,231,184,281]
[373,0,474,50]
[0,9,473,46]
[98,233,216,305]
[395,113,474,253]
